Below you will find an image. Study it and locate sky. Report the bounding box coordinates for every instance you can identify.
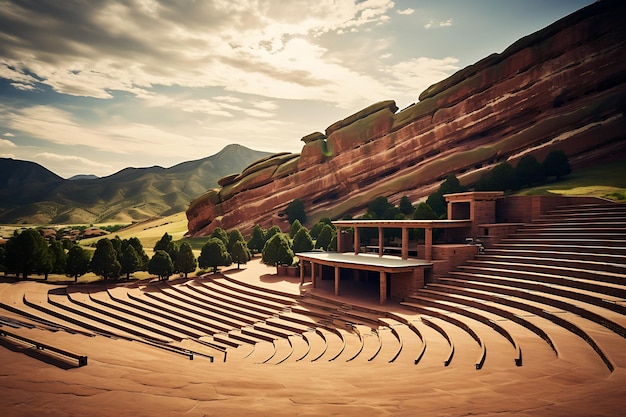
[0,0,596,179]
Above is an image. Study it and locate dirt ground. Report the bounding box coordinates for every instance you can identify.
[1,259,625,417]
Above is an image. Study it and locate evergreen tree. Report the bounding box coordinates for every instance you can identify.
[90,238,121,280]
[38,244,55,281]
[515,154,546,187]
[413,202,439,240]
[543,150,571,179]
[286,198,307,225]
[247,225,266,254]
[4,229,49,280]
[289,219,303,239]
[264,225,282,243]
[126,237,149,270]
[120,244,141,280]
[48,239,67,275]
[476,162,517,192]
[399,196,414,215]
[210,227,229,246]
[148,250,174,281]
[154,232,173,252]
[368,196,393,219]
[0,245,6,275]
[176,242,197,278]
[198,238,232,274]
[292,227,314,253]
[66,245,91,282]
[262,233,294,272]
[310,222,324,240]
[231,240,251,269]
[427,174,466,218]
[315,224,335,250]
[227,229,245,253]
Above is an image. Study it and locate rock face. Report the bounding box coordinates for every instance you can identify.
[187,0,626,237]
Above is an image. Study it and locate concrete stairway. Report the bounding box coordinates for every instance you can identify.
[406,202,626,373]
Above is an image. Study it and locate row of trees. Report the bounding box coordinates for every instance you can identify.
[476,150,571,192]
[0,229,92,281]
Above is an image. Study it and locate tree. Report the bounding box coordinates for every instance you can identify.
[264,225,282,243]
[247,225,266,254]
[227,229,245,253]
[286,198,307,225]
[310,222,324,240]
[48,239,67,275]
[90,238,121,280]
[413,202,439,240]
[148,250,174,281]
[0,245,6,275]
[66,245,91,282]
[476,162,517,192]
[126,237,149,270]
[120,244,141,280]
[315,224,335,250]
[368,196,393,219]
[289,219,303,239]
[427,174,466,217]
[292,227,314,253]
[231,241,251,269]
[176,242,197,278]
[262,233,294,272]
[38,244,55,281]
[4,229,49,280]
[543,150,571,179]
[515,154,546,187]
[210,227,229,246]
[399,196,414,215]
[154,232,173,252]
[198,238,232,274]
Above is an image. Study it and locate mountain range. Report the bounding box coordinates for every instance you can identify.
[0,144,271,225]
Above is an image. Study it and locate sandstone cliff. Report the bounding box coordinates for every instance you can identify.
[187,0,626,237]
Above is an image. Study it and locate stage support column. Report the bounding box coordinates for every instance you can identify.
[401,227,409,260]
[379,271,387,305]
[311,261,316,288]
[334,266,340,296]
[300,261,304,285]
[336,228,342,253]
[378,227,384,257]
[425,227,433,262]
[354,227,360,255]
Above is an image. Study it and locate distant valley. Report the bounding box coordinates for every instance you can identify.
[0,144,271,225]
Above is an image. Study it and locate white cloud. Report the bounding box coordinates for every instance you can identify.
[0,138,16,148]
[0,153,16,158]
[3,132,15,137]
[34,152,111,169]
[397,8,414,15]
[0,0,396,108]
[424,18,453,30]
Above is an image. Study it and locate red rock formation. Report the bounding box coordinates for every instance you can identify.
[187,0,626,237]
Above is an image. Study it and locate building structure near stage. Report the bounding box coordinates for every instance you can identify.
[297,191,601,304]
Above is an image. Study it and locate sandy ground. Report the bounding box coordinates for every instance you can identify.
[1,259,625,416]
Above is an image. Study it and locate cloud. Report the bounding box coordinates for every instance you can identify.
[424,18,453,29]
[0,0,396,108]
[0,138,16,147]
[0,153,16,158]
[397,8,414,15]
[34,152,111,169]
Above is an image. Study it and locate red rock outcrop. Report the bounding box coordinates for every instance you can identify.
[187,0,626,237]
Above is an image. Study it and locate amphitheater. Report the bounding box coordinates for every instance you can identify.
[1,198,626,416]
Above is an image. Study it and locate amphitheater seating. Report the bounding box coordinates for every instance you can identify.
[1,201,623,371]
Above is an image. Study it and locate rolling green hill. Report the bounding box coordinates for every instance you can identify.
[0,144,271,225]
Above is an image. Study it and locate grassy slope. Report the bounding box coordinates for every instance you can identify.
[514,159,626,200]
